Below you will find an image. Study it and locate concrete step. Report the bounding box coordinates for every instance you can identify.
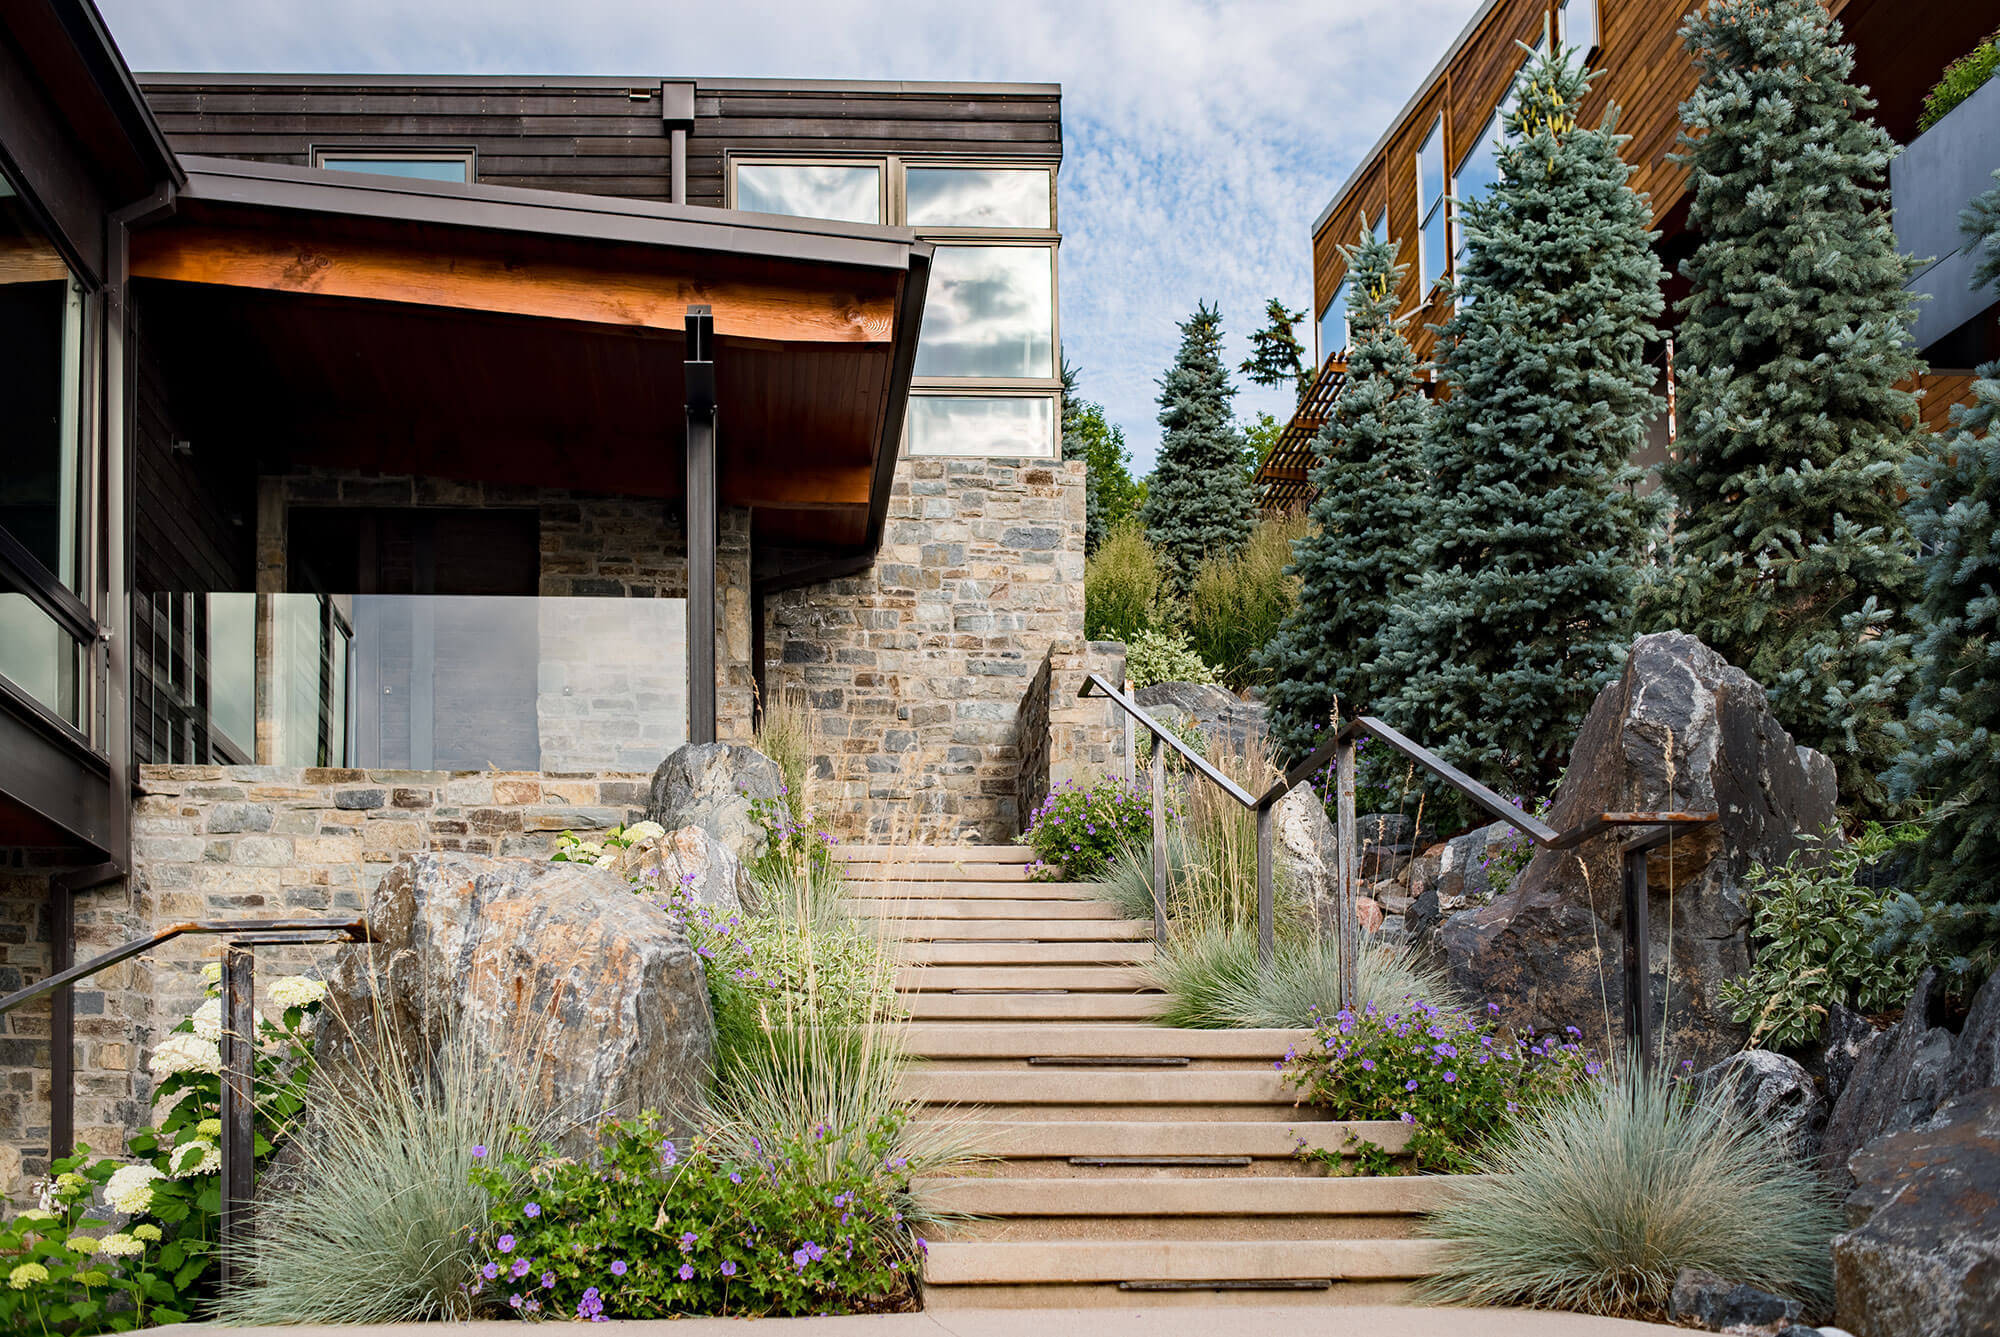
[921,1238,1450,1288]
[851,898,1122,921]
[868,918,1155,943]
[897,966,1156,993]
[894,941,1156,966]
[905,993,1168,1021]
[924,1120,1410,1161]
[836,845,1035,864]
[849,880,1104,899]
[901,1025,1308,1061]
[914,1176,1462,1218]
[900,1069,1295,1107]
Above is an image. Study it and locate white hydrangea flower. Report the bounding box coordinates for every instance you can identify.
[96,1233,144,1258]
[269,975,326,1010]
[189,999,222,1042]
[200,961,223,986]
[103,1164,164,1216]
[170,1138,220,1178]
[622,820,665,843]
[148,1033,221,1078]
[593,853,616,868]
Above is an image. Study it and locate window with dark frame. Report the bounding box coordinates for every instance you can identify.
[1416,118,1448,296]
[311,148,476,184]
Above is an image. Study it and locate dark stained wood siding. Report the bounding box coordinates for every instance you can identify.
[137,78,1063,210]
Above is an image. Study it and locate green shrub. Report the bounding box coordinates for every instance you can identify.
[1283,998,1594,1174]
[1152,927,1456,1032]
[1184,513,1306,687]
[1020,776,1156,880]
[1083,522,1161,642]
[1920,28,2000,132]
[1124,627,1216,688]
[1419,1060,1839,1318]
[1717,823,1939,1050]
[216,1027,547,1325]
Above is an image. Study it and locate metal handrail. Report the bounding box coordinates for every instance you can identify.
[1080,674,1716,1068]
[3,916,371,1287]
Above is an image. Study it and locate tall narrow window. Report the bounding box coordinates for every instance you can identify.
[733,163,882,223]
[1416,118,1448,295]
[1561,0,1600,59]
[1452,41,1544,273]
[1318,280,1350,366]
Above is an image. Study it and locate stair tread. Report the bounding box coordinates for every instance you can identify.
[895,942,1155,966]
[911,1176,1465,1215]
[899,1025,1310,1059]
[900,1069,1295,1105]
[921,1237,1450,1285]
[919,1119,1410,1158]
[898,966,1156,992]
[852,898,1121,920]
[869,919,1156,942]
[906,994,1168,1020]
[836,845,1036,863]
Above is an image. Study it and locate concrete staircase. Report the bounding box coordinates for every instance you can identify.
[838,843,1458,1310]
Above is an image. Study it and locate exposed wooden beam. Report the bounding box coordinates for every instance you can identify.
[130,223,899,343]
[723,464,873,510]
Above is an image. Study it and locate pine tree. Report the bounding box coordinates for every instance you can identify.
[1240,297,1312,404]
[1062,360,1142,553]
[1142,302,1253,589]
[1375,48,1665,795]
[1883,174,2000,976]
[1648,0,1922,812]
[1260,230,1432,761]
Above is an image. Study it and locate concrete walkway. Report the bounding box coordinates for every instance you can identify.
[166,1305,1687,1335]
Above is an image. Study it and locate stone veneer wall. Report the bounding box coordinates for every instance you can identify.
[763,455,1123,842]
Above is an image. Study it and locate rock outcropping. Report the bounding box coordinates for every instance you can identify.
[647,742,786,867]
[1133,681,1268,758]
[1440,632,1837,1068]
[319,852,714,1147]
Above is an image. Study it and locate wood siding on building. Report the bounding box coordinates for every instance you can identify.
[138,77,1062,209]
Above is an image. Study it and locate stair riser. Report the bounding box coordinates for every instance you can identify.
[915,1104,1319,1123]
[898,1025,1311,1061]
[896,967,1155,992]
[868,920,1154,942]
[915,1119,1412,1159]
[927,1218,1421,1244]
[900,1072,1295,1105]
[851,881,1101,899]
[921,1238,1449,1285]
[894,943,1155,966]
[906,997,1167,1021]
[843,864,1035,882]
[835,845,1036,864]
[853,899,1121,920]
[915,1177,1463,1217]
[920,1280,1417,1310]
[899,1057,1298,1073]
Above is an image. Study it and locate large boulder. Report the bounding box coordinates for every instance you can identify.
[1822,968,2000,1181]
[647,742,786,867]
[1272,783,1338,926]
[1833,1085,2000,1337]
[1696,1049,1826,1157]
[1133,681,1268,758]
[1440,632,1837,1069]
[606,823,755,915]
[318,852,714,1148]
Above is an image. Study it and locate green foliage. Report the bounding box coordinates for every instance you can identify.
[1241,411,1285,476]
[1883,173,2000,977]
[1020,776,1155,880]
[1239,296,1311,404]
[1151,928,1456,1031]
[1260,231,1433,759]
[1377,48,1664,796]
[1419,1061,1840,1318]
[1123,627,1216,689]
[1648,0,1922,814]
[217,1027,545,1325]
[1083,522,1162,643]
[468,1111,925,1319]
[1718,825,1938,1051]
[1184,513,1306,687]
[1919,27,2000,132]
[1062,360,1144,553]
[1284,1000,1596,1175]
[0,1157,186,1333]
[1142,302,1254,590]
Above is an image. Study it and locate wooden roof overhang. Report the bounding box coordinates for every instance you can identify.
[128,157,931,553]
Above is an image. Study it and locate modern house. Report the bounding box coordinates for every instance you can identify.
[0,0,1118,1181]
[1256,0,1998,510]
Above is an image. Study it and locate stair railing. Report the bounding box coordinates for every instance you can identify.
[0,917,372,1283]
[1079,673,1714,1069]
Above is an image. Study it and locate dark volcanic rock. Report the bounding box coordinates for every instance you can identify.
[1834,1085,2000,1337]
[1441,632,1837,1068]
[1697,1048,1826,1156]
[1668,1267,1804,1331]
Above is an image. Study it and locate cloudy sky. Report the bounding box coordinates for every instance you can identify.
[98,0,1485,475]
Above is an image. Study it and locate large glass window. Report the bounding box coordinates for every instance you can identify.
[1452,42,1545,276]
[734,163,882,223]
[1318,280,1350,366]
[0,592,80,725]
[906,167,1052,228]
[915,245,1055,379]
[313,150,473,183]
[1416,118,1448,295]
[906,396,1055,457]
[1561,0,1600,59]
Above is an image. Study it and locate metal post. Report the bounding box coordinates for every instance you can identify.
[46,879,73,1159]
[1621,843,1655,1073]
[684,305,718,745]
[1149,738,1168,945]
[1335,735,1360,1012]
[218,945,256,1284]
[1255,804,1274,971]
[1121,679,1136,786]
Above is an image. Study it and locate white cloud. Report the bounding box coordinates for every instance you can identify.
[99,0,1484,473]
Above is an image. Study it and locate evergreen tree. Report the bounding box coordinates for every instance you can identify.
[1062,360,1142,553]
[1259,230,1432,761]
[1648,0,1922,811]
[1240,297,1312,404]
[1883,174,2000,976]
[1142,302,1253,589]
[1375,48,1665,795]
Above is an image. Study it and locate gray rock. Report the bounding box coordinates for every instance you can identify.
[1442,632,1838,1069]
[1823,1004,1883,1110]
[1833,1085,2000,1337]
[1822,968,2000,1181]
[1410,821,1523,911]
[318,852,714,1151]
[610,825,755,916]
[647,742,786,867]
[1357,813,1412,846]
[1697,1049,1825,1156]
[1669,1267,1804,1332]
[1272,783,1339,926]
[1133,681,1268,758]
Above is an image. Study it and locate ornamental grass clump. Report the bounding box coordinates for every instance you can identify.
[1283,1000,1595,1174]
[1419,1059,1840,1318]
[1153,927,1455,1031]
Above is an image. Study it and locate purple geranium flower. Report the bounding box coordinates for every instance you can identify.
[523,1202,541,1218]
[678,1263,695,1281]
[720,1260,738,1278]
[610,1260,628,1277]
[497,1234,515,1253]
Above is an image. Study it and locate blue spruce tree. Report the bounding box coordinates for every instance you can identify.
[1142,302,1253,590]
